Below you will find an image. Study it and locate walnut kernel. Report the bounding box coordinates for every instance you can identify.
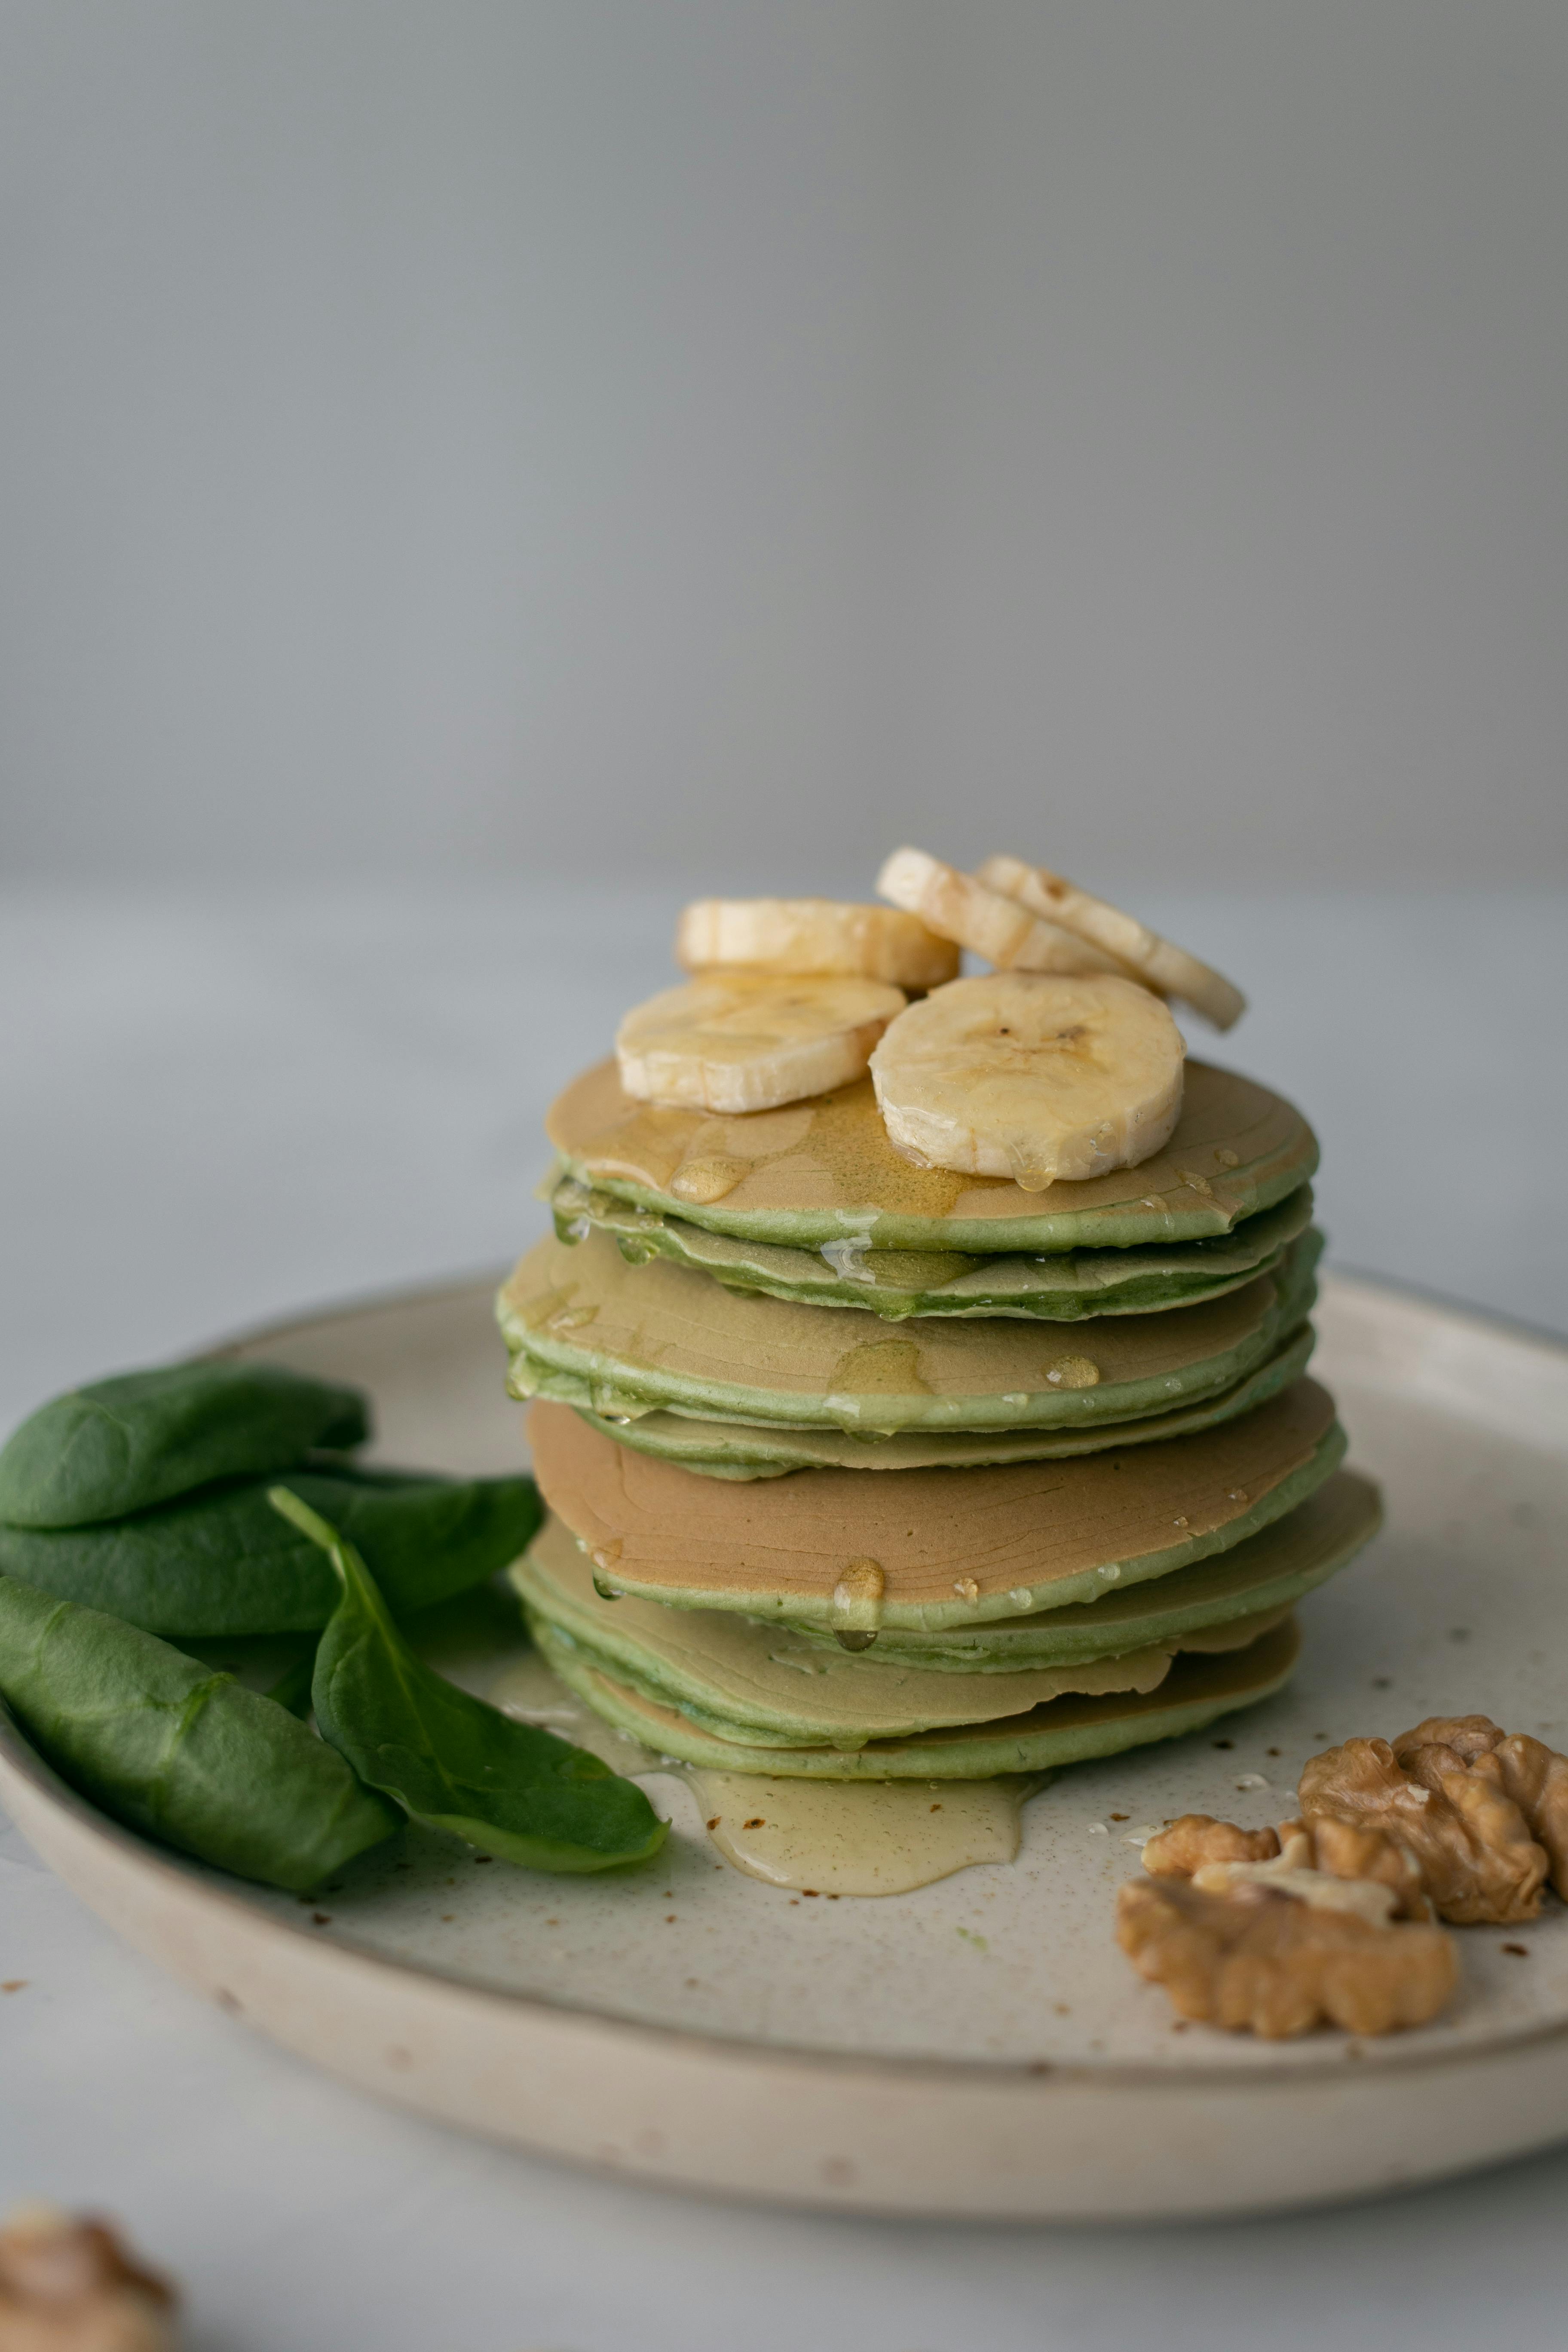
[1141,1815,1281,1876]
[1301,1715,1568,1924]
[0,2206,178,2350]
[1301,1812,1433,1921]
[1393,1717,1568,1899]
[1116,1877,1457,2038]
[1143,1812,1431,1921]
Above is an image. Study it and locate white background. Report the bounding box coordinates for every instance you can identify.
[3,2,1567,892]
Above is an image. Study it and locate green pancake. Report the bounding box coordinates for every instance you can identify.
[571,1322,1316,1478]
[784,1470,1380,1669]
[545,1056,1317,1252]
[529,1613,1302,1779]
[500,1227,1320,1437]
[527,1380,1347,1629]
[551,1176,1314,1323]
[516,1514,1196,1748]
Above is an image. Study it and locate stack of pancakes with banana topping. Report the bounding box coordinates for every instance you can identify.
[499,855,1380,1782]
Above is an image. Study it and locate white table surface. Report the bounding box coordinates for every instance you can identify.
[4,879,1566,2351]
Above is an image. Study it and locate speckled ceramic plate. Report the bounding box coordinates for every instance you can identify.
[2,1270,1566,2220]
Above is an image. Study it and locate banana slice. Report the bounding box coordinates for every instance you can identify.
[876,847,1125,978]
[978,854,1246,1030]
[869,972,1185,1188]
[617,973,906,1114]
[677,898,958,990]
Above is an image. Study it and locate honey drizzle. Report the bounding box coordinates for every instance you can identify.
[489,1655,1047,1896]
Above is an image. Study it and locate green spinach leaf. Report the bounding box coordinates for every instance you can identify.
[0,1362,369,1529]
[273,1489,666,1874]
[0,1574,399,1890]
[0,1467,542,1636]
[264,1643,318,1720]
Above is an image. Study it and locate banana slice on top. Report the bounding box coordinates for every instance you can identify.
[876,847,1125,978]
[677,897,958,990]
[869,972,1185,1188]
[978,853,1246,1030]
[617,973,906,1114]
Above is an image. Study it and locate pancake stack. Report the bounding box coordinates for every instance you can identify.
[498,868,1380,1786]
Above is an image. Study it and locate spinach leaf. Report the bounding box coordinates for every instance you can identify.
[265,1649,318,1720]
[0,1467,542,1636]
[273,1489,666,1874]
[0,1362,369,1529]
[0,1574,399,1890]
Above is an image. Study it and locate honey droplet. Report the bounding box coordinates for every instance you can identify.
[827,1336,931,1403]
[1227,1486,1250,1505]
[589,1380,648,1418]
[1171,1515,1190,1530]
[547,1302,598,1335]
[1176,1170,1214,1198]
[830,1557,886,1643]
[670,1155,751,1204]
[833,1558,885,1603]
[519,1283,579,1333]
[953,1576,980,1604]
[590,1539,624,1570]
[1044,1355,1099,1390]
[1008,1587,1034,1611]
[820,1233,877,1284]
[1216,1147,1240,1169]
[1004,1139,1057,1194]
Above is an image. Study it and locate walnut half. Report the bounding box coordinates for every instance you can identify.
[1141,1815,1282,1877]
[1116,1876,1458,2039]
[0,2206,178,2351]
[1300,1715,1568,1925]
[1142,1812,1431,1920]
[1118,1714,1567,2037]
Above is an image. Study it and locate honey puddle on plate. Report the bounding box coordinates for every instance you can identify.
[688,1771,1046,1896]
[488,1654,1044,1896]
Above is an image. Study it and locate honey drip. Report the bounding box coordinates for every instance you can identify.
[493,1656,1050,1897]
[518,1283,578,1333]
[669,1156,751,1204]
[819,1233,877,1283]
[688,1772,1047,1896]
[826,1337,931,1400]
[1002,1137,1058,1194]
[548,1304,598,1335]
[551,1059,1302,1232]
[829,1557,885,1649]
[590,1534,625,1599]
